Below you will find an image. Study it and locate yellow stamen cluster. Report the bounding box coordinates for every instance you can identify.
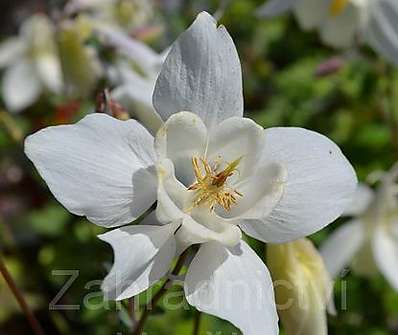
[329,0,349,16]
[188,156,243,212]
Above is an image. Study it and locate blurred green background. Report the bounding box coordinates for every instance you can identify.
[0,0,397,334]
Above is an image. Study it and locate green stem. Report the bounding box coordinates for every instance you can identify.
[128,297,137,331]
[389,91,398,157]
[132,250,190,335]
[0,110,23,143]
[0,254,46,335]
[192,309,202,335]
[383,64,398,156]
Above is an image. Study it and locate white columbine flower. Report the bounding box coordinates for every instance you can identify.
[257,0,398,66]
[267,238,334,335]
[0,14,62,112]
[24,12,356,335]
[321,164,398,290]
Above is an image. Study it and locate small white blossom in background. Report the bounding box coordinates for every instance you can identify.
[0,14,62,112]
[57,18,103,98]
[267,238,334,335]
[257,0,398,66]
[321,164,398,290]
[0,13,104,111]
[65,0,155,33]
[97,26,166,134]
[24,12,357,335]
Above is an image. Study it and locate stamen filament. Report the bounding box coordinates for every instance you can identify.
[188,156,243,212]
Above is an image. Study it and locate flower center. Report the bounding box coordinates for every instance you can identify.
[187,156,243,212]
[329,0,349,16]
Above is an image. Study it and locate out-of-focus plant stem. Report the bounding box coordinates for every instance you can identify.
[192,309,202,335]
[132,249,190,335]
[128,297,137,330]
[0,253,46,335]
[388,70,398,157]
[214,0,230,20]
[0,110,23,143]
[380,62,398,157]
[0,218,17,247]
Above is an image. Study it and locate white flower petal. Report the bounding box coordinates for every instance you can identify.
[184,241,279,335]
[112,77,153,110]
[139,210,164,226]
[155,112,207,186]
[207,117,265,181]
[365,0,398,66]
[25,114,157,227]
[372,223,398,290]
[240,127,357,243]
[0,38,25,68]
[153,12,243,129]
[20,14,62,92]
[156,159,242,250]
[257,0,297,17]
[219,163,286,220]
[96,25,164,75]
[99,223,177,300]
[319,4,360,49]
[320,220,365,278]
[343,184,374,216]
[111,64,162,135]
[156,159,191,223]
[66,0,112,12]
[175,210,242,251]
[2,60,42,112]
[36,54,63,93]
[293,0,329,30]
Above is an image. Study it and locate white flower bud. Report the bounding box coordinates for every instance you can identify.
[267,238,334,335]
